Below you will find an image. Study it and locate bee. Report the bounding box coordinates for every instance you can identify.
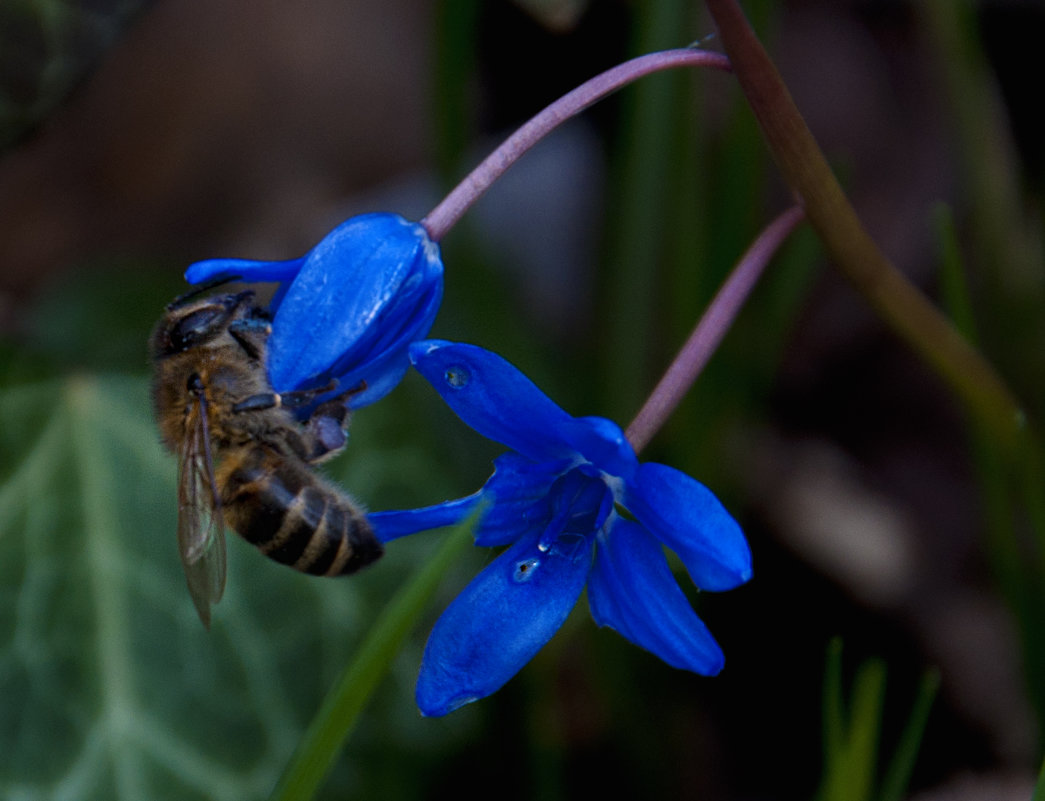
[149,289,383,625]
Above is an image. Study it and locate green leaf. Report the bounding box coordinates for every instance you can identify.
[0,373,461,800]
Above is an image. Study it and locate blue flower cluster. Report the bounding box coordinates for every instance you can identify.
[186,211,751,716]
[373,340,751,716]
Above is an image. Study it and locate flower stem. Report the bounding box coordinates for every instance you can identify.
[421,48,731,242]
[625,205,804,453]
[269,522,473,801]
[703,0,1026,449]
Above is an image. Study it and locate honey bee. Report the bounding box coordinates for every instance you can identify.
[150,289,383,625]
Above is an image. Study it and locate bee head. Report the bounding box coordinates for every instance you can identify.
[151,291,257,357]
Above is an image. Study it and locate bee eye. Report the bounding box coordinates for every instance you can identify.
[168,307,226,352]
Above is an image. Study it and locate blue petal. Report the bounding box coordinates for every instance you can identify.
[543,467,614,544]
[368,493,482,543]
[472,453,565,548]
[340,361,410,410]
[322,271,443,409]
[560,416,638,480]
[588,519,725,675]
[408,340,577,463]
[184,256,305,285]
[415,527,592,716]
[623,462,751,592]
[267,213,443,398]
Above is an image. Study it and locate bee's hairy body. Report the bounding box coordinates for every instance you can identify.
[216,444,380,576]
[150,290,382,611]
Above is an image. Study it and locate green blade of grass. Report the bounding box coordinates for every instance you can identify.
[936,203,1045,739]
[877,668,940,801]
[819,643,890,801]
[935,205,1024,592]
[703,0,1025,450]
[819,637,846,801]
[1033,750,1045,801]
[269,521,474,801]
[433,0,480,181]
[844,658,887,801]
[601,0,692,421]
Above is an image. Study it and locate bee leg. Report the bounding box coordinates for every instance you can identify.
[232,393,280,413]
[228,317,272,361]
[309,395,349,426]
[231,380,340,415]
[276,380,339,408]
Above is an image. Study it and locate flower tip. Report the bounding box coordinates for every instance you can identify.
[738,561,753,584]
[408,339,450,364]
[699,549,753,593]
[705,653,725,677]
[718,539,754,589]
[418,692,479,718]
[184,259,232,285]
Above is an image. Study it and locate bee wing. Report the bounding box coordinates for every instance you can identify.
[177,398,228,627]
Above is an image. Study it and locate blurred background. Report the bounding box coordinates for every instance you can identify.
[1,1,1043,799]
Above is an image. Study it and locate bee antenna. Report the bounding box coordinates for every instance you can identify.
[167,275,245,310]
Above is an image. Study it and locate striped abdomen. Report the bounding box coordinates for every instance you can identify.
[219,446,383,576]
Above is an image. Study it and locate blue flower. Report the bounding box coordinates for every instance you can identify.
[370,340,752,717]
[185,212,443,409]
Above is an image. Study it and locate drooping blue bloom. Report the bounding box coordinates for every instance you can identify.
[369,340,752,717]
[186,212,443,409]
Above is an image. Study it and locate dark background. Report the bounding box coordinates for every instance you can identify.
[1,2,1043,799]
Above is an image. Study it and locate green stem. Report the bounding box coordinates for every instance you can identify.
[703,0,1026,449]
[269,523,473,801]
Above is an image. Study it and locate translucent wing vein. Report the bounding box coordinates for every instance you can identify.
[177,398,227,626]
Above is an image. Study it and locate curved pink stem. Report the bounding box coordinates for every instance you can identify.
[422,48,731,242]
[626,205,805,453]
